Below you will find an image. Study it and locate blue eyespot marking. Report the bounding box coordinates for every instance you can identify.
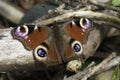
[71,40,83,55]
[73,43,81,52]
[34,45,48,61]
[37,48,47,57]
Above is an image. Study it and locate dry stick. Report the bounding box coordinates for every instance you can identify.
[89,0,120,13]
[0,0,24,24]
[35,10,120,30]
[66,52,118,80]
[51,3,67,13]
[81,52,116,80]
[98,56,120,73]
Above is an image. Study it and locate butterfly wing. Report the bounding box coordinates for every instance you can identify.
[60,18,92,62]
[12,25,49,50]
[12,25,62,66]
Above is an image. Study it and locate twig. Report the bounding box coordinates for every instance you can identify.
[101,56,120,72]
[89,0,120,13]
[66,52,119,80]
[34,10,120,30]
[50,3,67,14]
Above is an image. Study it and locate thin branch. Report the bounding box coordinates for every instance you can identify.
[89,0,120,13]
[34,10,120,30]
[66,52,120,80]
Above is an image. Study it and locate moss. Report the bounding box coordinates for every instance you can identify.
[112,0,120,6]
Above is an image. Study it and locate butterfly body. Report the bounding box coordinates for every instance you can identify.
[12,18,93,67]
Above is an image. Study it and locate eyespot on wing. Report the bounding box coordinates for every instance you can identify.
[12,25,49,50]
[63,18,92,43]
